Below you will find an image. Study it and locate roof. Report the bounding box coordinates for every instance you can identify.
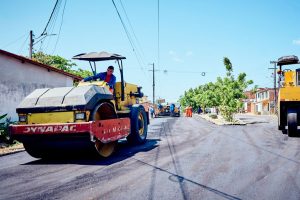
[256,88,277,93]
[73,51,126,61]
[0,49,82,81]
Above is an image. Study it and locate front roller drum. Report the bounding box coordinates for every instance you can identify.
[95,140,117,157]
[91,102,118,157]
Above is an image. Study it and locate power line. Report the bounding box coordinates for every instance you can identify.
[111,0,136,52]
[1,33,27,49]
[43,0,62,52]
[18,33,30,55]
[111,0,147,72]
[117,0,149,83]
[158,0,160,70]
[165,70,207,76]
[52,0,67,54]
[37,0,62,52]
[39,0,60,37]
[119,0,147,64]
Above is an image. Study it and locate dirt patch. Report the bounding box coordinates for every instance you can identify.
[0,142,24,156]
[194,114,246,125]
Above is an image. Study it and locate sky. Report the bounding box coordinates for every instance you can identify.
[1,0,300,103]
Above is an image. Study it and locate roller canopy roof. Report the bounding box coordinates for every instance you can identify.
[72,51,126,61]
[277,55,299,66]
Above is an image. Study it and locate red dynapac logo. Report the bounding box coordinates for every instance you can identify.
[23,125,77,133]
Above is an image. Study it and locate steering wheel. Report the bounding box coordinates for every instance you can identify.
[283,69,292,72]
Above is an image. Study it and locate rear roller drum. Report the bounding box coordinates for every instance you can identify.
[127,105,148,144]
[287,108,298,137]
[23,142,47,159]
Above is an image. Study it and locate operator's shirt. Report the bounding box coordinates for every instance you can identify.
[83,72,116,89]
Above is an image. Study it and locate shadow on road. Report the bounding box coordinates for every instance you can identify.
[22,139,160,166]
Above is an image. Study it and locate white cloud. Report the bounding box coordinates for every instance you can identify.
[292,39,300,45]
[169,50,176,55]
[185,51,193,57]
[173,57,184,63]
[168,50,184,63]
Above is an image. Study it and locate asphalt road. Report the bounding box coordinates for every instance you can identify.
[0,114,300,200]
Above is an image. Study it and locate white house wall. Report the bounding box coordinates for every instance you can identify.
[0,54,73,121]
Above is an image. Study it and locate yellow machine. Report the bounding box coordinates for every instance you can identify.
[277,55,300,136]
[11,52,149,158]
[170,103,180,117]
[157,103,180,117]
[157,103,170,116]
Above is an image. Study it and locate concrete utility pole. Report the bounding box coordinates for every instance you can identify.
[269,61,277,112]
[149,63,156,104]
[29,30,34,59]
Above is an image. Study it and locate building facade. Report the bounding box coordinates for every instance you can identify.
[0,50,81,121]
[254,88,277,115]
[243,91,256,113]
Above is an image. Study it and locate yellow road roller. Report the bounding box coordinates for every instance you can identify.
[277,55,300,137]
[10,51,149,158]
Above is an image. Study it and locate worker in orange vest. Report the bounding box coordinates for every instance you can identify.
[185,106,189,117]
[188,106,193,117]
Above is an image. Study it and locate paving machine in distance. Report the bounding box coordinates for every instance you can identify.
[10,52,149,158]
[157,103,170,116]
[170,103,180,117]
[157,103,180,117]
[277,55,300,137]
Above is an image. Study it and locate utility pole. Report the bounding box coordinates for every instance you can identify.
[152,63,155,104]
[149,63,159,104]
[29,30,34,59]
[149,63,155,104]
[269,61,277,113]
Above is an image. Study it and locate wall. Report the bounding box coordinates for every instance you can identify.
[0,54,74,121]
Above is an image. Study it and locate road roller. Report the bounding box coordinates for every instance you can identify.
[277,55,300,137]
[10,52,149,158]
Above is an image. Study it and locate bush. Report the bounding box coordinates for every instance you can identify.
[0,114,16,144]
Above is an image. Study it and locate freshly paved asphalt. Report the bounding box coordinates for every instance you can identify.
[0,114,299,200]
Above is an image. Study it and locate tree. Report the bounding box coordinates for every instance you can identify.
[32,51,92,78]
[179,57,253,122]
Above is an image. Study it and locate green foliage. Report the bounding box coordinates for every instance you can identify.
[0,114,15,144]
[179,57,253,122]
[32,51,92,78]
[0,114,7,121]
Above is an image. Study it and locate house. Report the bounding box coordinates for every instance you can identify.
[0,49,82,121]
[254,88,277,115]
[243,91,256,113]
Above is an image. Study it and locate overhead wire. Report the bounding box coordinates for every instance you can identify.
[1,33,27,49]
[111,0,152,83]
[119,0,147,66]
[117,0,151,83]
[52,0,67,54]
[43,0,62,52]
[39,0,60,37]
[158,0,160,70]
[37,0,62,52]
[18,33,30,55]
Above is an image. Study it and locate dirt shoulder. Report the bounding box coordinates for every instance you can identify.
[194,113,246,125]
[194,113,276,125]
[0,142,24,156]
